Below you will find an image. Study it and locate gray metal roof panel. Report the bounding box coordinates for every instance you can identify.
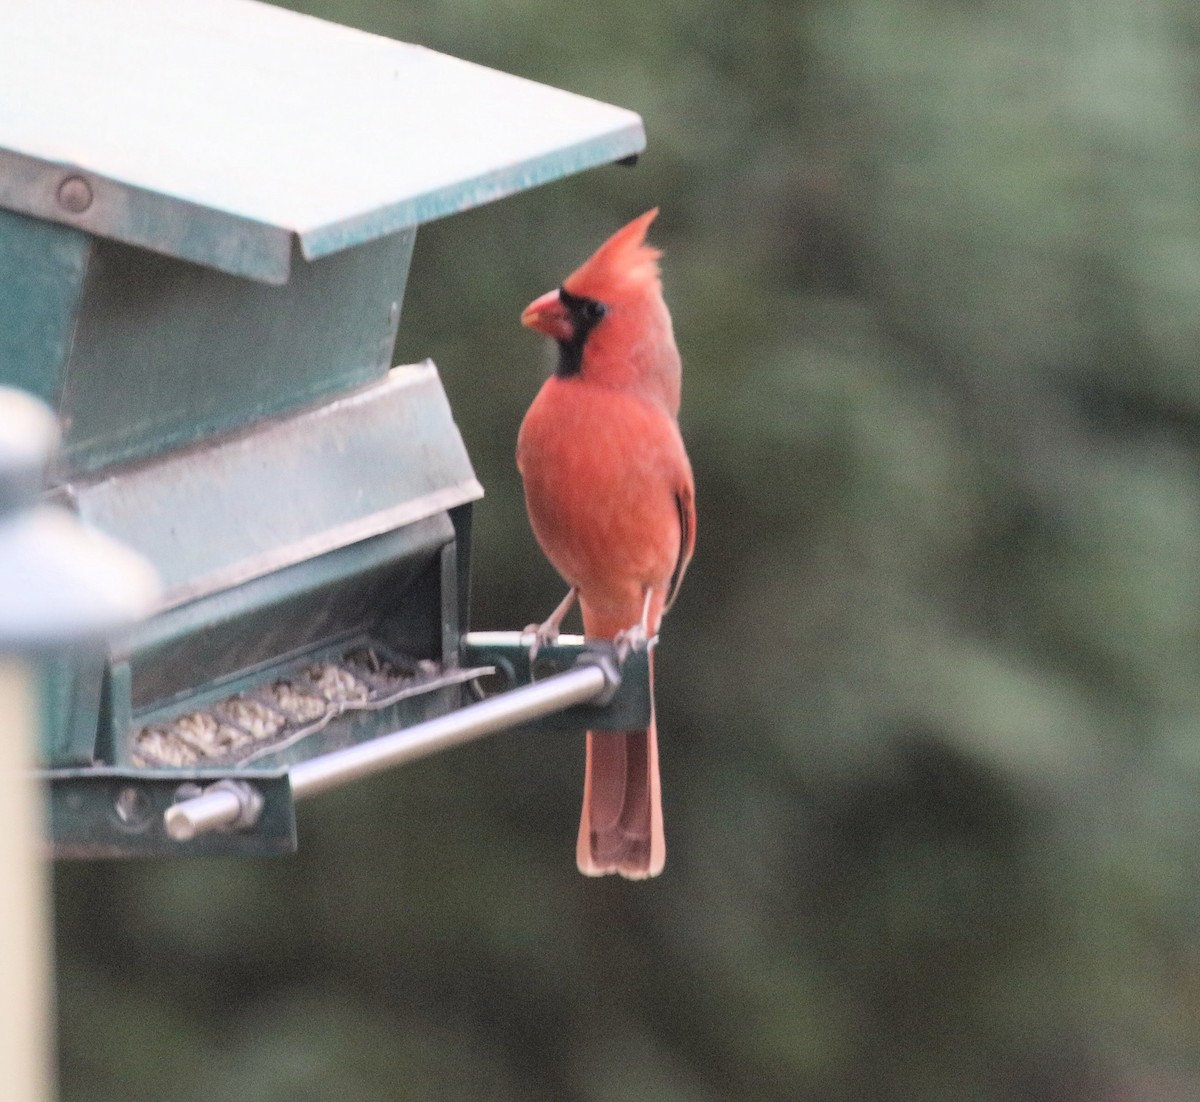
[0,0,645,282]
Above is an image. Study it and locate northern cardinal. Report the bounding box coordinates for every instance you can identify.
[517,209,695,878]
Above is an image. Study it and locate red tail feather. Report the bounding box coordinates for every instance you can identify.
[576,655,664,878]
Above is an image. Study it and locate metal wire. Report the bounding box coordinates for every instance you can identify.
[131,646,491,769]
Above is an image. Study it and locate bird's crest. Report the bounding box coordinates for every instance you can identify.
[564,208,662,299]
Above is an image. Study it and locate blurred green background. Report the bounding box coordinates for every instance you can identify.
[54,0,1200,1098]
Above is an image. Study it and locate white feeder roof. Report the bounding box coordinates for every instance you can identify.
[0,0,645,282]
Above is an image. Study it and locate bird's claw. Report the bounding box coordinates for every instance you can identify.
[613,623,651,664]
[522,588,577,670]
[522,621,560,667]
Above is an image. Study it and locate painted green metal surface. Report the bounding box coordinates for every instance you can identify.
[43,768,297,859]
[39,648,105,767]
[58,231,415,474]
[65,363,480,607]
[0,0,645,282]
[0,209,87,405]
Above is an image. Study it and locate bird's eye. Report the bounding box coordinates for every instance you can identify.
[584,300,607,321]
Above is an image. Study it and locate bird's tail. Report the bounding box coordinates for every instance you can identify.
[576,648,665,879]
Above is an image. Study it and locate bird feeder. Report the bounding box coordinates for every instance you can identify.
[0,0,651,858]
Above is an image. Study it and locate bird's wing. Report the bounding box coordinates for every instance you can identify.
[663,476,695,615]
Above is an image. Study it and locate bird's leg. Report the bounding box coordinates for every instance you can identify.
[614,588,655,663]
[523,587,577,665]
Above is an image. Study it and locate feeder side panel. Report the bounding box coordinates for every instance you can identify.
[0,209,89,406]
[58,229,413,474]
[118,515,454,716]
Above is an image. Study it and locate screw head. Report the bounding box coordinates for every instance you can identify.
[57,175,93,214]
[113,786,152,830]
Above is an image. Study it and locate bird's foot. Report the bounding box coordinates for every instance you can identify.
[522,588,577,667]
[522,618,563,666]
[613,623,651,664]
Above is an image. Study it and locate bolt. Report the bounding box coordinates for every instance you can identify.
[113,785,152,830]
[164,780,264,842]
[57,175,93,214]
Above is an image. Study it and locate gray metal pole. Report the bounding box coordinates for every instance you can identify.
[0,387,158,1102]
[291,657,615,798]
[163,655,619,841]
[0,656,52,1102]
[163,788,245,842]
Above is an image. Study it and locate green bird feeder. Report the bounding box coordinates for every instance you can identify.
[0,0,651,858]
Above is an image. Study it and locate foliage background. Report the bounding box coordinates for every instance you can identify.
[54,0,1200,1098]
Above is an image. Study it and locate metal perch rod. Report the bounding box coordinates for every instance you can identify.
[164,651,619,841]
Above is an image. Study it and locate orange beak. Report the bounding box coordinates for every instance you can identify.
[521,289,574,342]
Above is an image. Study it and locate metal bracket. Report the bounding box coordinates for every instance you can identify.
[461,631,651,732]
[42,768,295,858]
[42,632,651,856]
[156,642,626,841]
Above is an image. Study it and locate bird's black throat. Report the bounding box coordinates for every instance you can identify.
[554,286,607,378]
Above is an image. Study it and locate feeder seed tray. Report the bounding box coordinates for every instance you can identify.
[131,647,486,770]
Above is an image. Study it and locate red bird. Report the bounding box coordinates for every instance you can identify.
[517,209,695,879]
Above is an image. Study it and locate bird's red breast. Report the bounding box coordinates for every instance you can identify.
[518,378,691,626]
